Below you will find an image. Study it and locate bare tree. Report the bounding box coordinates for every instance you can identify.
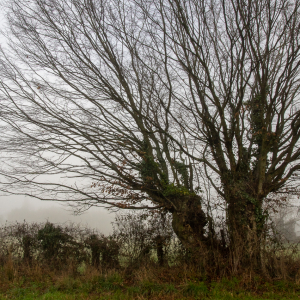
[1,0,300,268]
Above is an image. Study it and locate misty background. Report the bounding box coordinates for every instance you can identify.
[0,195,115,234]
[0,11,115,234]
[1,193,300,240]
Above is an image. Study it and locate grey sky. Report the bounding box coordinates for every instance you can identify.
[0,195,115,234]
[0,6,115,234]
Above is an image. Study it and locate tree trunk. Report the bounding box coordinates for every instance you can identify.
[226,191,265,271]
[170,196,228,275]
[155,235,165,266]
[22,235,32,265]
[169,195,211,265]
[171,199,207,246]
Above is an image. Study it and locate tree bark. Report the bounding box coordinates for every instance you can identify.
[226,188,265,270]
[168,194,210,265]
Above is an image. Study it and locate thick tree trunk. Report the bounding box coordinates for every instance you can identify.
[226,192,265,271]
[170,198,228,274]
[171,197,207,248]
[168,191,266,272]
[169,195,217,266]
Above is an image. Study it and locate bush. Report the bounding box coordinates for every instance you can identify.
[85,233,120,269]
[37,222,89,267]
[0,221,41,264]
[113,211,176,267]
[37,222,69,262]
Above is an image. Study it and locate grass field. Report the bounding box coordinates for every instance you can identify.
[1,278,300,299]
[1,263,300,300]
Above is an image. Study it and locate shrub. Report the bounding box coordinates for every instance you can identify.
[85,233,120,269]
[113,211,176,267]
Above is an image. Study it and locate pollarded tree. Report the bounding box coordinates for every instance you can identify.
[1,0,300,268]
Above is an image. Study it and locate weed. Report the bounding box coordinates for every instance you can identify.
[183,281,209,297]
[163,283,178,294]
[140,281,162,295]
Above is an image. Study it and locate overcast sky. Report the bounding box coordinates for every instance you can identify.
[1,1,300,239]
[0,195,115,234]
[0,6,117,234]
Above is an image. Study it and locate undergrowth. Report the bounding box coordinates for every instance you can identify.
[1,261,300,299]
[1,216,300,299]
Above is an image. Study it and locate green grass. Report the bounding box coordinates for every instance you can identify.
[1,259,300,300]
[1,277,300,299]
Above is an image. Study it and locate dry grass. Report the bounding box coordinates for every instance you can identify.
[1,258,300,299]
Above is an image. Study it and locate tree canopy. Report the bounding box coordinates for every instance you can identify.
[1,0,300,267]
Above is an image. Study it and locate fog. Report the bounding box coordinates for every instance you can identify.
[0,196,115,234]
[0,11,114,236]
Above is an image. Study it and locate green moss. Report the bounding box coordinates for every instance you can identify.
[162,183,192,197]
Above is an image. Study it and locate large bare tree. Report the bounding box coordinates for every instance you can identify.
[1,0,300,267]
